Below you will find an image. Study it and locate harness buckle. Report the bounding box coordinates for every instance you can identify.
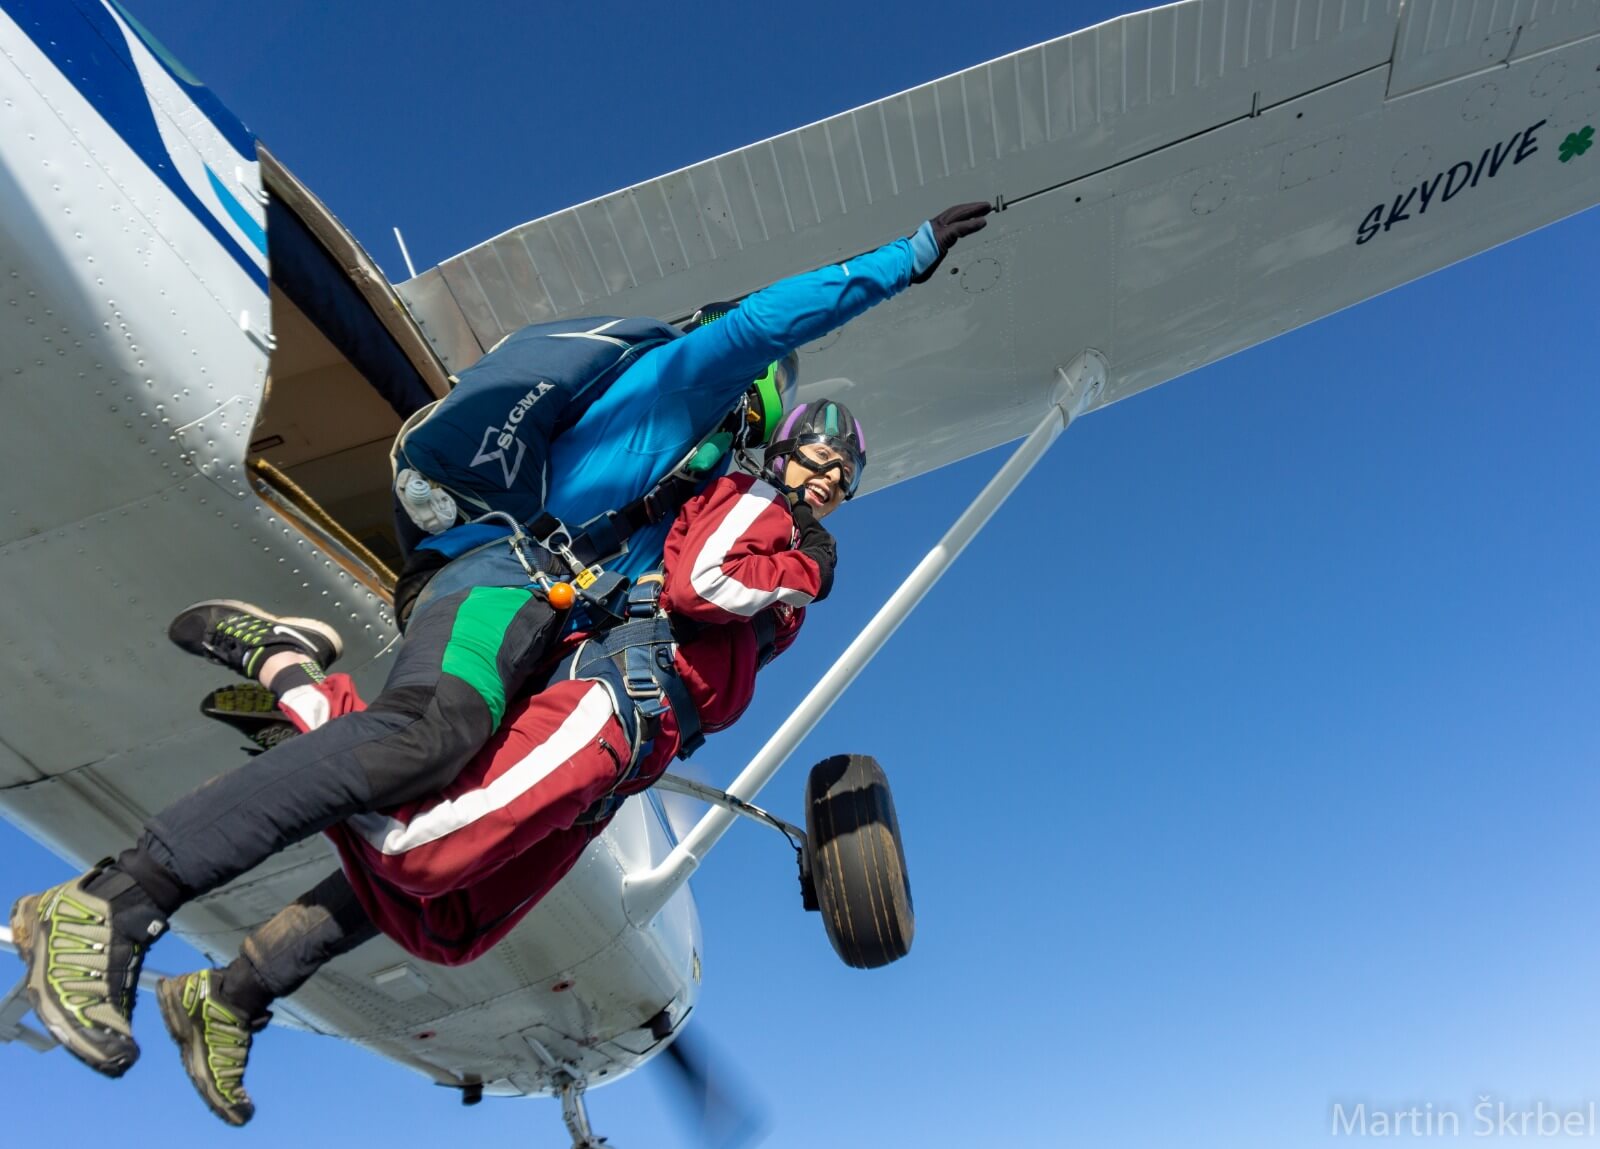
[541,528,590,579]
[578,570,630,626]
[555,544,589,580]
[623,643,664,701]
[626,576,664,618]
[504,529,556,592]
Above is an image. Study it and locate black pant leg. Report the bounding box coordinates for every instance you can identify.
[217,868,379,1013]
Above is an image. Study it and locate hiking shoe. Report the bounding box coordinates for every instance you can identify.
[169,600,342,679]
[200,683,299,753]
[9,867,152,1077]
[157,970,268,1126]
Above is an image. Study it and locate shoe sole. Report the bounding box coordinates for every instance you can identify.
[172,599,345,669]
[156,977,251,1127]
[9,892,137,1079]
[200,683,284,735]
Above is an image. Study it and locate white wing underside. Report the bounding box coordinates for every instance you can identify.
[400,0,1600,494]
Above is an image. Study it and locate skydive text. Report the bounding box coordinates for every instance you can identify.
[1355,119,1547,245]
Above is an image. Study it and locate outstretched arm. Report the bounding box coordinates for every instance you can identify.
[551,204,991,496]
[650,202,994,409]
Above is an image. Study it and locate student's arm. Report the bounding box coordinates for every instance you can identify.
[663,474,833,624]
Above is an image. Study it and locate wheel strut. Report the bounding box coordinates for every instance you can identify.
[557,1072,607,1149]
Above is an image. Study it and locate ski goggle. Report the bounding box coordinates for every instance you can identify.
[778,435,865,499]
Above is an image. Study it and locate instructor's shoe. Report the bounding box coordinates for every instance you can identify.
[200,683,300,754]
[157,970,268,1127]
[168,600,342,679]
[9,866,150,1077]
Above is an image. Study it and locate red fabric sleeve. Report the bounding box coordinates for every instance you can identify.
[662,472,823,624]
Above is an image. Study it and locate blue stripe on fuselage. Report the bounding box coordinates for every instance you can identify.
[101,0,256,158]
[3,0,268,291]
[206,165,267,255]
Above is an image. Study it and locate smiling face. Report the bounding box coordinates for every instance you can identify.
[782,443,854,518]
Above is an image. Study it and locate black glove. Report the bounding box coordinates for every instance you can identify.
[910,201,993,284]
[790,499,837,602]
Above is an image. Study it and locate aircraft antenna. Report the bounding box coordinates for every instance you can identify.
[393,226,419,280]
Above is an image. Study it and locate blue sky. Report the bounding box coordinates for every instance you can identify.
[4,2,1599,1146]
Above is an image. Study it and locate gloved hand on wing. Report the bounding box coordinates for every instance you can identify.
[908,201,994,284]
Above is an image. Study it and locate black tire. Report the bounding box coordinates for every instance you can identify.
[803,754,914,968]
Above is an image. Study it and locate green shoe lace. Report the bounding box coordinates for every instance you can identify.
[42,883,142,1036]
[209,614,280,678]
[184,972,257,1105]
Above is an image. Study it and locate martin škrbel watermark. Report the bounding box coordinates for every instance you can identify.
[1331,1097,1600,1138]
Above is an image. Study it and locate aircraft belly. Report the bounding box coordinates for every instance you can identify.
[230,819,701,1095]
[0,14,406,1020]
[0,4,400,817]
[0,474,398,774]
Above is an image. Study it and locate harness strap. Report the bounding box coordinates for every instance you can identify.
[750,609,779,669]
[556,470,703,569]
[591,614,705,759]
[413,464,703,571]
[670,605,781,670]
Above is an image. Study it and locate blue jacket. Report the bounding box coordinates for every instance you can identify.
[428,231,925,581]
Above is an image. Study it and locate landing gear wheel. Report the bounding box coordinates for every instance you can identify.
[803,754,914,968]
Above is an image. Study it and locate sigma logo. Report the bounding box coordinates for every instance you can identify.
[470,383,552,487]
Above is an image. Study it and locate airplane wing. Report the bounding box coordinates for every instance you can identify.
[399,0,1600,495]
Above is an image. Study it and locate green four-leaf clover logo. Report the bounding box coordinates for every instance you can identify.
[1559,125,1593,162]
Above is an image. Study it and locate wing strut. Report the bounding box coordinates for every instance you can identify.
[624,352,1108,925]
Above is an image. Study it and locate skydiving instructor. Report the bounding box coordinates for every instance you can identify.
[8,203,993,1084]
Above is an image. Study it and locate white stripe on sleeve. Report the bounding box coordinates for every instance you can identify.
[688,482,815,617]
